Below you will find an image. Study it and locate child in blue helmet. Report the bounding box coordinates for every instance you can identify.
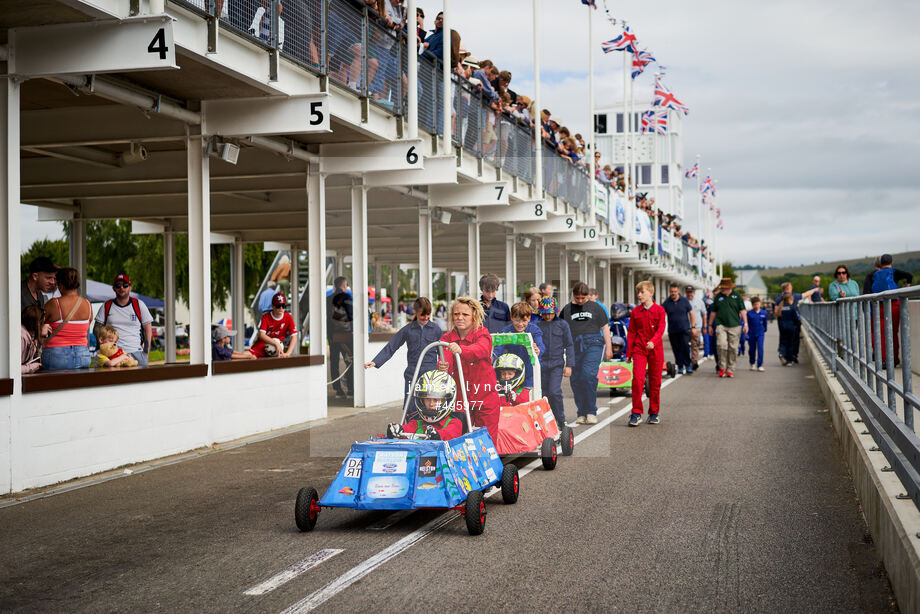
[535,297,574,428]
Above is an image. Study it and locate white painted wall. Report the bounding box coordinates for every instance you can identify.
[4,365,327,493]
[363,340,408,408]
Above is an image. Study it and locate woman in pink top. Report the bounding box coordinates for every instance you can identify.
[41,267,93,370]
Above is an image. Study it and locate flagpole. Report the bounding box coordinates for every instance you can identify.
[629,59,636,206]
[707,167,713,281]
[715,179,723,278]
[588,4,596,220]
[533,0,542,197]
[695,153,701,252]
[621,23,628,196]
[652,75,659,213]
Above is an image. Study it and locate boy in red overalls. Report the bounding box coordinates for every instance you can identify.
[626,280,666,426]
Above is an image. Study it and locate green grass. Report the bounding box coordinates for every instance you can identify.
[147,350,190,364]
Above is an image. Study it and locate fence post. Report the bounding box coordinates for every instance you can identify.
[883,298,897,412]
[360,4,369,98]
[873,299,884,399]
[901,296,914,430]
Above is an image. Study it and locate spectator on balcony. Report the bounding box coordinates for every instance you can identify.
[328,0,379,90]
[421,12,461,69]
[93,274,153,367]
[863,255,913,295]
[271,254,292,297]
[415,6,426,46]
[21,256,58,314]
[41,268,92,371]
[479,273,511,334]
[257,280,278,316]
[248,0,285,51]
[21,305,46,374]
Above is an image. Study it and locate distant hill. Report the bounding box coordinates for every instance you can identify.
[760,251,920,278]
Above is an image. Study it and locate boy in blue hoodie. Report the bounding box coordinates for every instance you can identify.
[747,296,769,371]
[774,293,800,366]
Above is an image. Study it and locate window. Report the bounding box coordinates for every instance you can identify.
[615,113,624,133]
[633,113,641,132]
[660,165,669,184]
[640,164,652,185]
[595,114,607,134]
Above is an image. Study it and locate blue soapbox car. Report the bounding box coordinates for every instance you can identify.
[295,342,520,535]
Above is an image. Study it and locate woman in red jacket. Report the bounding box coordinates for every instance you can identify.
[438,296,501,440]
[626,280,667,427]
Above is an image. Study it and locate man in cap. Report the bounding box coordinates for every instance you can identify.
[707,277,748,378]
[94,273,153,366]
[21,256,58,313]
[212,324,256,361]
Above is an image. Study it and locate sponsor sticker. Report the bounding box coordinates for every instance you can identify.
[338,486,354,495]
[417,482,437,490]
[487,447,498,460]
[372,450,407,474]
[344,457,362,479]
[544,410,555,425]
[367,476,410,499]
[485,467,497,482]
[418,456,437,478]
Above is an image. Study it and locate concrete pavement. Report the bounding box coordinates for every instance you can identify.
[0,328,897,612]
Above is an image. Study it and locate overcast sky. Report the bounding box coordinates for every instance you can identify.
[21,0,920,267]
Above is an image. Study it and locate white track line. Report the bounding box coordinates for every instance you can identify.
[275,370,692,613]
[278,513,460,613]
[244,549,344,596]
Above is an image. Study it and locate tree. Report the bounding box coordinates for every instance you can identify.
[20,237,68,280]
[722,261,736,284]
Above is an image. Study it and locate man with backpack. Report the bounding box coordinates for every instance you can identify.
[327,276,354,398]
[93,273,153,366]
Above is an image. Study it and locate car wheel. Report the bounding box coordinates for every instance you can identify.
[465,490,486,535]
[295,487,320,532]
[561,426,575,456]
[541,436,557,470]
[500,464,519,504]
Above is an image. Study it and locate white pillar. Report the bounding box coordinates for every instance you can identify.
[419,205,432,298]
[535,242,544,286]
[390,264,399,317]
[351,180,369,407]
[1,77,20,396]
[504,233,516,303]
[374,261,383,319]
[467,221,480,297]
[290,248,300,355]
[406,0,418,139]
[69,205,87,296]
[307,162,326,360]
[579,255,588,285]
[186,130,211,366]
[163,228,176,361]
[559,251,569,301]
[445,269,453,303]
[602,262,612,307]
[441,0,452,154]
[627,268,635,303]
[230,238,245,351]
[616,264,624,303]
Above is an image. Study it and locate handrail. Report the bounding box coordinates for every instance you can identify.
[400,341,474,435]
[799,287,919,509]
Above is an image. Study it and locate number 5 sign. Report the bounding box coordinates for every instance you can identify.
[10,16,178,77]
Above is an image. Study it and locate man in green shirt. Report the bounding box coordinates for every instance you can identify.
[708,278,749,378]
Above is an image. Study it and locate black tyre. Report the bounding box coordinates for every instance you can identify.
[465,490,486,535]
[500,464,519,504]
[541,436,557,470]
[561,426,575,456]
[294,487,320,532]
[667,362,677,378]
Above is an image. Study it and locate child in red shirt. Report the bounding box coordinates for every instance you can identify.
[494,353,530,407]
[386,370,463,440]
[248,293,298,358]
[626,280,666,426]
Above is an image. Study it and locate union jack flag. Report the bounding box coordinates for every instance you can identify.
[684,162,699,179]
[640,109,668,134]
[652,76,689,115]
[602,25,638,54]
[581,0,597,7]
[716,219,724,230]
[703,175,715,195]
[631,49,656,79]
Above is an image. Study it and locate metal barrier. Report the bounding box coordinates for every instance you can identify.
[800,289,920,510]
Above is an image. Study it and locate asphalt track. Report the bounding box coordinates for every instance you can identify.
[0,329,897,612]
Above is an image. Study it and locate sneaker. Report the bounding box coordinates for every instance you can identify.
[785,362,793,367]
[718,369,726,378]
[575,415,587,425]
[686,367,694,376]
[758,366,765,371]
[726,371,734,378]
[628,413,642,427]
[586,414,598,425]
[779,357,788,366]
[647,413,660,425]
[750,364,756,371]
[335,390,346,399]
[677,367,684,375]
[692,361,699,370]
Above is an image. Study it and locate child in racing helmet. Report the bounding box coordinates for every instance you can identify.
[610,335,626,361]
[386,370,463,441]
[494,353,529,406]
